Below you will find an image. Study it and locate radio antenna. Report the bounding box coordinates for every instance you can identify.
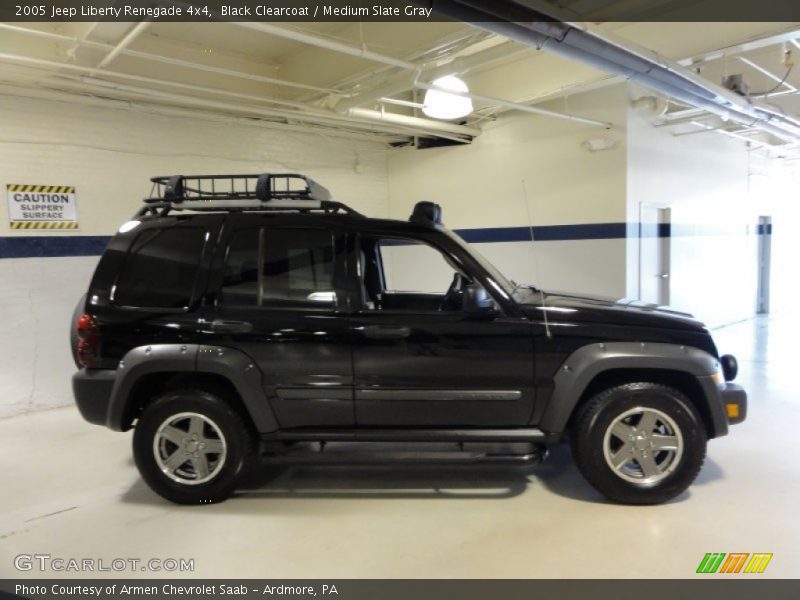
[521,179,551,339]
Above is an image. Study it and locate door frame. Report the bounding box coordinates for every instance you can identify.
[756,215,772,314]
[638,202,671,305]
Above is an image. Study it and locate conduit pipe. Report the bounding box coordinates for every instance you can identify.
[433,0,800,143]
[0,52,477,139]
[416,82,612,127]
[231,21,418,71]
[95,21,150,69]
[0,23,339,95]
[334,40,521,113]
[343,107,480,136]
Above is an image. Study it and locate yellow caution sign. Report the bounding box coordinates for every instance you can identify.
[6,183,79,230]
[10,221,79,229]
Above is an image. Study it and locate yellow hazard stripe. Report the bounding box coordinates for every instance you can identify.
[6,184,75,193]
[10,221,78,229]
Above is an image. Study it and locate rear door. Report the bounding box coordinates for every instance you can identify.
[206,214,353,428]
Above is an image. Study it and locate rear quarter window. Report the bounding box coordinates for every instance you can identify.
[113,227,206,309]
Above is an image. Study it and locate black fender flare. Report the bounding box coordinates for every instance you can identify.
[106,343,278,433]
[538,342,728,437]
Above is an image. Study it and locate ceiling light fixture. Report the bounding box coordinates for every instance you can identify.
[422,75,473,120]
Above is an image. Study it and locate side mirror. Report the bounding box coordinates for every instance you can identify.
[462,284,497,317]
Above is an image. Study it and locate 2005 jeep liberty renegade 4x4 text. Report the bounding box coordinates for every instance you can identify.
[71,173,747,504]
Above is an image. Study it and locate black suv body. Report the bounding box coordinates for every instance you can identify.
[72,173,747,504]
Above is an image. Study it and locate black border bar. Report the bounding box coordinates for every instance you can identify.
[3,580,800,600]
[2,0,800,22]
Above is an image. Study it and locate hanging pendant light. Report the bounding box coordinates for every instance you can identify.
[422,75,473,120]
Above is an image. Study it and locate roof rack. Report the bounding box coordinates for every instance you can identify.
[136,173,363,218]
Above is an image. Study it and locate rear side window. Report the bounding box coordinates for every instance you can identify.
[222,228,336,308]
[114,227,206,309]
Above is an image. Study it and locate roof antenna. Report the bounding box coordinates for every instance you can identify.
[521,179,551,339]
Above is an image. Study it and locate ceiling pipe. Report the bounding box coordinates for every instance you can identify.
[0,83,405,144]
[434,0,800,143]
[95,21,150,69]
[230,21,417,70]
[416,82,612,128]
[0,52,475,139]
[0,23,339,95]
[738,56,797,92]
[335,72,420,114]
[335,40,522,113]
[342,107,480,136]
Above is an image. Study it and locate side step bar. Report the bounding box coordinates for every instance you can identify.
[262,428,555,443]
[262,450,545,467]
[260,441,548,466]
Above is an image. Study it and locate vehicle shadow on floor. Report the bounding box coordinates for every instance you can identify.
[120,444,724,506]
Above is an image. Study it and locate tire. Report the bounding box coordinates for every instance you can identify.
[570,383,706,505]
[132,388,257,504]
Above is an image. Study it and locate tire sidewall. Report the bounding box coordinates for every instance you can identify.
[575,384,707,504]
[133,390,249,504]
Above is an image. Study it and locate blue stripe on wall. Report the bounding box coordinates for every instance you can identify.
[0,236,111,258]
[0,221,770,259]
[454,223,629,243]
[756,223,773,235]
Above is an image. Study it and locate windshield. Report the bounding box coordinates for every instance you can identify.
[442,229,516,296]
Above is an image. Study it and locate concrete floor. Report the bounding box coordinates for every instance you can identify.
[1,315,798,579]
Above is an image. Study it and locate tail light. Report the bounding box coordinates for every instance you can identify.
[76,313,100,368]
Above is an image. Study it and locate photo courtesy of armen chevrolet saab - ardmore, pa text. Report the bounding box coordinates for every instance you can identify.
[0,1,798,598]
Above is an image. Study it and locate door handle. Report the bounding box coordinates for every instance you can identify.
[359,325,411,340]
[206,319,253,334]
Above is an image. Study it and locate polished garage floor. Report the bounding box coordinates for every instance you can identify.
[1,316,797,579]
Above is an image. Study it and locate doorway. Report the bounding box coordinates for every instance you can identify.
[756,215,772,314]
[638,204,671,306]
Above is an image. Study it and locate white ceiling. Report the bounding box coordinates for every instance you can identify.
[1,15,800,153]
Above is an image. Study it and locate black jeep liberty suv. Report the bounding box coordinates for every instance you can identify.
[71,173,747,505]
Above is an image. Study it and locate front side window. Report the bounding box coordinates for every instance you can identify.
[114,227,206,309]
[378,238,457,294]
[359,235,472,312]
[222,228,336,308]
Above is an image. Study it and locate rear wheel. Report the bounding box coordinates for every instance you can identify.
[571,383,706,504]
[133,388,256,504]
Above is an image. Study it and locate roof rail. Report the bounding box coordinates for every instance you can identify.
[137,173,363,218]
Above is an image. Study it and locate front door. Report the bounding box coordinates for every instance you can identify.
[206,215,353,428]
[349,231,535,427]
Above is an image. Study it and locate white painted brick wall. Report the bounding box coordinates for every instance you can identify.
[0,92,389,236]
[0,92,389,417]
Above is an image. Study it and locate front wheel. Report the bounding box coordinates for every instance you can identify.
[570,383,707,504]
[133,389,256,504]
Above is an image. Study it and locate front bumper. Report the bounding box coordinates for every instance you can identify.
[72,369,116,426]
[720,382,747,425]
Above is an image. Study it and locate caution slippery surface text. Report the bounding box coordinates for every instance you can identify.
[7,184,79,229]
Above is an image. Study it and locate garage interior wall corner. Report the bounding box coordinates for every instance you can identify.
[625,84,758,328]
[387,84,630,299]
[388,82,761,329]
[0,93,389,418]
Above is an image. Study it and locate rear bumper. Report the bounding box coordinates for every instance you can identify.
[720,382,747,425]
[72,369,116,426]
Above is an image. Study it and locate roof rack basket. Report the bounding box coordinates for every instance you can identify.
[137,173,361,217]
